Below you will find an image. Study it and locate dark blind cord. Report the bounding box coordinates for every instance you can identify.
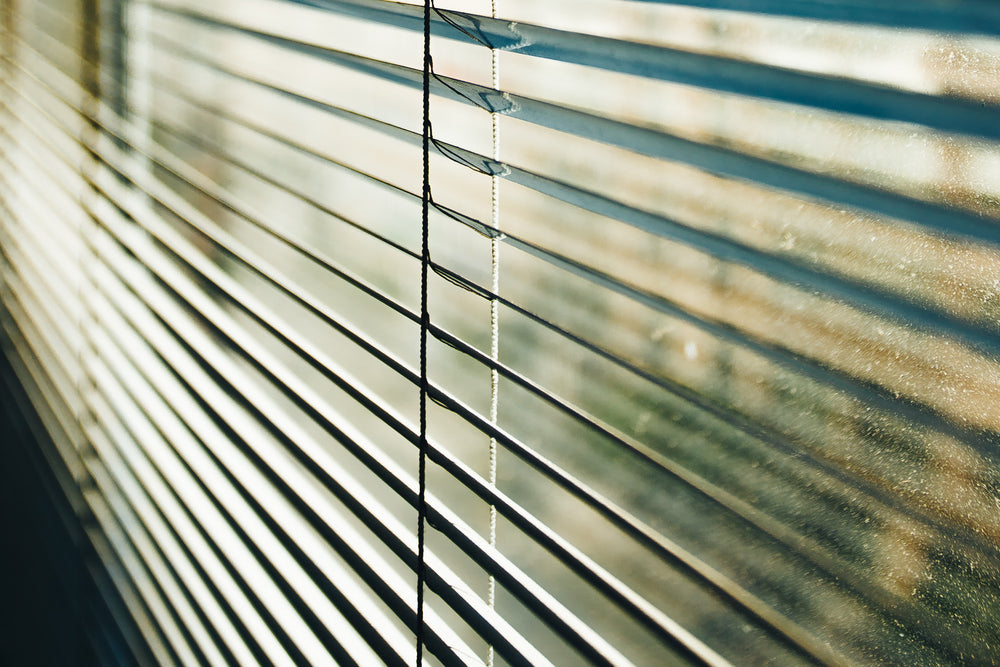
[416,0,432,664]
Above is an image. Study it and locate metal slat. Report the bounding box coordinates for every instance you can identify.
[134,112,973,654]
[84,455,223,667]
[0,289,164,667]
[86,385,273,667]
[0,88,306,667]
[1,164,640,664]
[80,249,408,666]
[627,0,1000,36]
[147,17,1000,260]
[81,159,775,664]
[141,25,1000,285]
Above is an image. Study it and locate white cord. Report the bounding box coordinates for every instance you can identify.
[487,1,500,665]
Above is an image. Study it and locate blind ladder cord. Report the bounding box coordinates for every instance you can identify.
[416,0,432,665]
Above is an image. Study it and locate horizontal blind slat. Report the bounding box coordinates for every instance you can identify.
[0,307,185,666]
[9,85,1000,496]
[626,0,1000,35]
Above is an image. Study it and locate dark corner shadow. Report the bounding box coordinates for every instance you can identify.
[0,344,147,667]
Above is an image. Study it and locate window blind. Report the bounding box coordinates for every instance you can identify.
[1,0,999,665]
